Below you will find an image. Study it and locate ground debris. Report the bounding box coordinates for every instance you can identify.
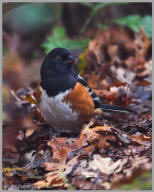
[3,25,152,190]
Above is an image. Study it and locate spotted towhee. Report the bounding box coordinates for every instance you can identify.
[40,48,133,133]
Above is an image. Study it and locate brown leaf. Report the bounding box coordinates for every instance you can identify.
[25,127,36,137]
[24,93,37,105]
[80,125,116,149]
[47,136,86,168]
[33,180,48,189]
[130,133,152,145]
[33,84,42,104]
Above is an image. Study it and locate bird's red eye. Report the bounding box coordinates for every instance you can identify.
[56,56,61,60]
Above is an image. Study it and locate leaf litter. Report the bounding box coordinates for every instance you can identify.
[3,26,152,190]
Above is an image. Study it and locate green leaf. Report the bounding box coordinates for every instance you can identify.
[81,2,94,8]
[141,15,152,38]
[93,2,128,14]
[115,14,142,32]
[119,171,152,190]
[97,22,107,29]
[42,26,90,54]
[81,2,128,33]
[4,3,53,33]
[115,15,152,38]
[52,27,66,39]
[78,49,88,73]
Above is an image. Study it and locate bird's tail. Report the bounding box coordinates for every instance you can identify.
[100,103,135,114]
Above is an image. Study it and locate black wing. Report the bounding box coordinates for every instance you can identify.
[78,75,134,113]
[77,75,102,108]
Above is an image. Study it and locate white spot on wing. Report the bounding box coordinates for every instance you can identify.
[78,75,100,102]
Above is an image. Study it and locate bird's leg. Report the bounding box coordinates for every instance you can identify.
[58,127,63,137]
[101,114,107,126]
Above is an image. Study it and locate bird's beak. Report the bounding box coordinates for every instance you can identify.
[67,55,78,65]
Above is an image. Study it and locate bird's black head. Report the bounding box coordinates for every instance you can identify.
[40,48,77,80]
[46,48,76,65]
[40,48,78,97]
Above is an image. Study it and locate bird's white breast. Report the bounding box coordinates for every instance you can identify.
[39,88,80,132]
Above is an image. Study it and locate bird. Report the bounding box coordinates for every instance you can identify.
[39,47,134,134]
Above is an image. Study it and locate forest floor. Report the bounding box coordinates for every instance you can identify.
[3,26,152,190]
